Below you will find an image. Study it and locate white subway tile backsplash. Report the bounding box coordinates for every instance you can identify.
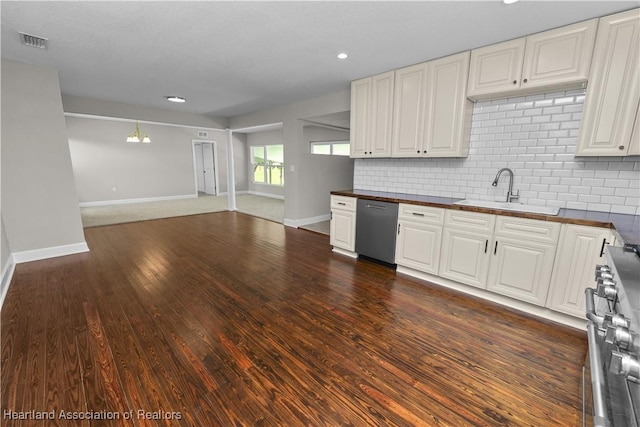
[353,90,640,214]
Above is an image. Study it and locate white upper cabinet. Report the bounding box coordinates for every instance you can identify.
[629,103,640,156]
[349,78,370,158]
[423,51,473,157]
[467,38,526,98]
[350,71,394,158]
[391,63,428,157]
[576,9,640,156]
[391,51,472,158]
[468,19,597,100]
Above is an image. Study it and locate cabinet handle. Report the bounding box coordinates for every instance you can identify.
[494,241,498,255]
[600,238,609,257]
[417,150,420,153]
[512,80,517,85]
[523,78,528,83]
[412,212,425,217]
[618,146,625,150]
[484,239,488,253]
[337,202,346,206]
[398,224,401,235]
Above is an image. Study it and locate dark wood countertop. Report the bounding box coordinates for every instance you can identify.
[331,189,640,245]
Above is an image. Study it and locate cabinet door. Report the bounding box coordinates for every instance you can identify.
[369,72,395,157]
[486,237,557,306]
[330,209,356,252]
[423,51,473,157]
[391,63,428,157]
[627,101,640,156]
[576,9,640,156]
[521,19,597,90]
[350,78,370,158]
[439,228,492,289]
[395,220,443,275]
[467,38,526,99]
[546,224,614,318]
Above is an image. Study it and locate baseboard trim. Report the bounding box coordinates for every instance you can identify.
[332,247,358,259]
[0,254,16,311]
[396,265,586,330]
[284,214,331,228]
[79,194,196,207]
[12,242,90,264]
[247,191,284,200]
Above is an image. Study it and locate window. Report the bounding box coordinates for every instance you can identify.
[251,145,284,186]
[310,140,350,156]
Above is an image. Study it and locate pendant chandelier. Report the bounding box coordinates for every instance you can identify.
[126,121,151,143]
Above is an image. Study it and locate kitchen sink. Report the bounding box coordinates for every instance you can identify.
[453,199,560,216]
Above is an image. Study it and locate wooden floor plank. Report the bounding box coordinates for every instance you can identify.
[1,211,588,426]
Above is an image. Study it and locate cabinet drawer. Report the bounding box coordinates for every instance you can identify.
[398,204,444,225]
[445,209,495,233]
[494,216,561,244]
[331,195,357,211]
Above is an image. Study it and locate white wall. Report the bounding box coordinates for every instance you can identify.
[246,130,285,198]
[229,90,351,223]
[66,115,248,203]
[233,133,249,192]
[354,89,640,215]
[299,125,353,219]
[1,60,86,253]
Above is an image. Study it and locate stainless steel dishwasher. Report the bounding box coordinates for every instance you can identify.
[355,199,398,264]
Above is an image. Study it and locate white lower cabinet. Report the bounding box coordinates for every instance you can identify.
[486,217,561,306]
[440,212,561,306]
[330,196,357,252]
[546,224,615,317]
[439,210,495,289]
[395,204,444,275]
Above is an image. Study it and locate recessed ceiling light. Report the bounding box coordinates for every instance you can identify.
[166,96,186,103]
[337,53,348,59]
[503,0,519,4]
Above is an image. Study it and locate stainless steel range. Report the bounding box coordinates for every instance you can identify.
[586,243,640,427]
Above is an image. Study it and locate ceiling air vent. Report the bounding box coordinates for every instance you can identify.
[19,32,48,49]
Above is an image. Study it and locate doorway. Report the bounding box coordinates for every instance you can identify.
[193,141,219,196]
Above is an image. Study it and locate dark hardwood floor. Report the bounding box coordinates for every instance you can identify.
[1,212,588,426]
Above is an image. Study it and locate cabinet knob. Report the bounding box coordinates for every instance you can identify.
[523,78,528,83]
[619,146,625,150]
[512,80,517,85]
[417,150,420,153]
[423,150,427,153]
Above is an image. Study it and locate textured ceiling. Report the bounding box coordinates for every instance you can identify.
[1,1,636,119]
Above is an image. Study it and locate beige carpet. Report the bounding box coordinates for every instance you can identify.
[81,194,284,227]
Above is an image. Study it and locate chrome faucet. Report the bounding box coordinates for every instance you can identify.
[492,168,520,203]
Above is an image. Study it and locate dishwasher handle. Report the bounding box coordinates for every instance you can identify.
[366,204,387,210]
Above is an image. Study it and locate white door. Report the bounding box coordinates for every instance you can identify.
[395,220,442,275]
[391,62,428,157]
[202,143,216,195]
[194,143,206,193]
[330,209,356,252]
[467,38,526,98]
[439,228,492,289]
[546,225,615,317]
[486,237,557,306]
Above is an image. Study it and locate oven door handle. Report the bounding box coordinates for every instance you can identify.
[586,320,612,427]
[585,287,604,327]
